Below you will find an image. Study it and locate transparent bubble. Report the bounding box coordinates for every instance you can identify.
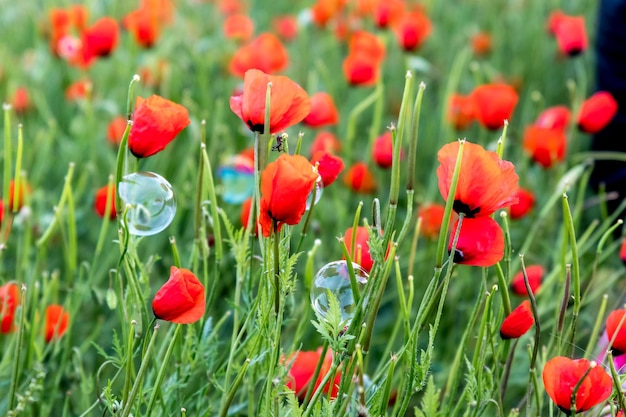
[310,260,368,325]
[218,166,255,204]
[306,175,323,210]
[118,171,176,236]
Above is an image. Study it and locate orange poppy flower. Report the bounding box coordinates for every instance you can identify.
[372,0,405,29]
[259,154,318,237]
[45,304,69,342]
[542,356,612,414]
[285,348,341,399]
[223,14,254,42]
[499,300,534,339]
[535,105,571,130]
[311,151,345,187]
[437,141,519,218]
[509,188,535,220]
[549,13,588,56]
[218,0,246,15]
[510,265,544,296]
[48,8,72,54]
[606,309,626,354]
[141,0,174,25]
[372,131,400,169]
[303,92,339,128]
[123,8,161,48]
[449,216,504,267]
[343,162,377,194]
[470,83,519,130]
[522,126,567,168]
[9,179,32,211]
[229,33,289,78]
[152,267,206,324]
[272,15,298,41]
[94,184,117,220]
[392,10,432,52]
[447,93,476,130]
[229,69,310,134]
[311,0,345,27]
[0,283,20,334]
[471,31,492,56]
[577,91,618,134]
[310,131,342,156]
[11,87,30,114]
[129,95,190,158]
[349,31,386,62]
[81,17,119,59]
[107,116,127,146]
[417,203,449,239]
[65,79,92,102]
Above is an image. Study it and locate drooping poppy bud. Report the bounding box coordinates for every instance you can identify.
[310,131,341,156]
[94,184,117,219]
[470,83,519,130]
[392,10,431,52]
[303,92,339,127]
[107,116,127,146]
[128,95,190,158]
[45,304,69,342]
[448,216,504,267]
[230,69,310,134]
[372,132,396,169]
[447,93,475,130]
[500,300,534,339]
[311,151,345,187]
[437,140,519,218]
[0,283,20,334]
[259,154,318,237]
[471,31,492,56]
[522,126,567,168]
[510,265,544,296]
[535,105,571,131]
[223,14,254,42]
[284,348,341,399]
[343,162,377,194]
[509,188,536,220]
[152,267,206,324]
[606,309,626,355]
[542,356,612,415]
[577,91,618,134]
[229,33,289,78]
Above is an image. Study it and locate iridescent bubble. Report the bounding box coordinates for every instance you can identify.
[306,175,323,210]
[118,171,176,236]
[218,154,255,204]
[310,260,368,325]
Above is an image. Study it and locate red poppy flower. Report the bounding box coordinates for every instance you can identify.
[349,31,386,62]
[128,95,190,158]
[311,151,345,187]
[471,32,492,56]
[230,69,310,134]
[577,91,618,134]
[94,184,117,219]
[107,116,127,146]
[311,0,345,26]
[223,14,254,42]
[310,131,342,156]
[392,10,432,52]
[449,216,504,267]
[272,15,298,41]
[11,87,30,114]
[606,309,626,354]
[240,197,255,230]
[437,141,519,218]
[65,79,92,102]
[303,92,339,127]
[621,239,626,266]
[48,8,72,54]
[343,162,377,194]
[152,267,206,324]
[9,179,32,211]
[509,188,535,220]
[45,304,69,342]
[500,300,534,339]
[229,33,289,78]
[470,83,518,130]
[343,226,376,272]
[510,265,544,296]
[82,17,119,59]
[535,106,571,131]
[373,0,405,28]
[259,154,318,237]
[447,93,476,130]
[417,203,448,239]
[523,126,567,168]
[542,356,612,414]
[372,132,399,169]
[218,0,246,15]
[285,348,341,398]
[0,283,20,334]
[343,51,381,86]
[123,8,161,48]
[550,14,588,57]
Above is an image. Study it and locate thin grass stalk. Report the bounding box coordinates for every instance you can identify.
[145,323,183,415]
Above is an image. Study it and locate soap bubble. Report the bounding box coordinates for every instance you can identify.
[218,154,255,204]
[310,260,368,326]
[118,171,176,236]
[306,175,323,210]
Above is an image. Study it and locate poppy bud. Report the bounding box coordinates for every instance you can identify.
[371,132,397,169]
[152,267,206,324]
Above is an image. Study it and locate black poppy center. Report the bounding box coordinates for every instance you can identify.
[247,120,265,133]
[453,200,480,218]
[452,249,464,263]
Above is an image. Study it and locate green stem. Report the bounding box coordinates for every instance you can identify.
[145,324,183,415]
[12,124,23,213]
[8,284,27,411]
